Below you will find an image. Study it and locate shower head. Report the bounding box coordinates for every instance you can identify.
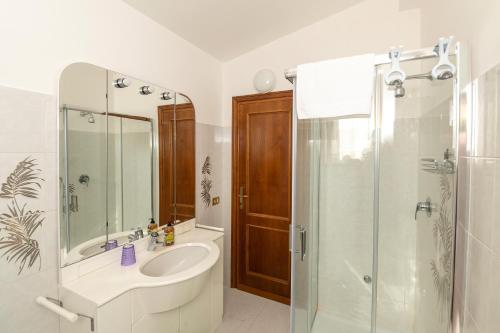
[394,82,406,98]
[434,68,454,80]
[80,111,95,124]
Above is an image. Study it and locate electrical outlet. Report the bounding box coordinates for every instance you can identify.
[212,196,220,206]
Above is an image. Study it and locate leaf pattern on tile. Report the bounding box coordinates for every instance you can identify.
[201,156,212,207]
[202,156,212,176]
[430,172,453,319]
[0,157,44,274]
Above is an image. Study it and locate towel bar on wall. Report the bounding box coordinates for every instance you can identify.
[35,296,95,332]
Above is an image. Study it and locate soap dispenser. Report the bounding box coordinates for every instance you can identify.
[147,218,158,235]
[164,221,175,246]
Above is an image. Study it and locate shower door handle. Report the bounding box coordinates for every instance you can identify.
[297,225,306,262]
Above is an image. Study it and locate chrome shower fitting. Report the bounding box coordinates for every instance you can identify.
[432,37,456,80]
[394,81,406,98]
[421,149,455,174]
[80,111,95,123]
[385,37,456,98]
[79,174,90,186]
[384,46,406,86]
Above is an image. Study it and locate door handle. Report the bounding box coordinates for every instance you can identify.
[297,225,306,261]
[238,186,248,209]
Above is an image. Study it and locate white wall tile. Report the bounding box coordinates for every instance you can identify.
[468,158,500,248]
[465,236,492,331]
[471,70,500,158]
[0,269,59,333]
[0,85,56,153]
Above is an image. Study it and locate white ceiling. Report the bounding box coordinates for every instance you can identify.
[123,0,365,61]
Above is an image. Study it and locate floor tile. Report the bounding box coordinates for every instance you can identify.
[217,288,290,333]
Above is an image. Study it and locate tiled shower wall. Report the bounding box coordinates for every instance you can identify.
[454,63,500,333]
[0,85,60,332]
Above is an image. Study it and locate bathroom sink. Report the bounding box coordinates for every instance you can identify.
[135,241,219,314]
[140,244,210,277]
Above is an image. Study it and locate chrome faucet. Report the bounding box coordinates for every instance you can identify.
[128,228,144,242]
[147,232,164,251]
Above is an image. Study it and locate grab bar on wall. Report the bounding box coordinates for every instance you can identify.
[35,296,95,331]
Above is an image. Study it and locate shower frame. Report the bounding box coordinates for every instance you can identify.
[287,43,468,333]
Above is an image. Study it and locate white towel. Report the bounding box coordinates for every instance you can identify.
[296,54,375,119]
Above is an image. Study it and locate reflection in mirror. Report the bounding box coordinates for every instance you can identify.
[59,63,196,266]
[158,94,196,225]
[60,107,153,264]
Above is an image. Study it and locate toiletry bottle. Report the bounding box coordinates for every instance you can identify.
[147,218,158,235]
[164,221,175,246]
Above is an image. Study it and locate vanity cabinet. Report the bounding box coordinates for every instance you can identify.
[61,234,223,333]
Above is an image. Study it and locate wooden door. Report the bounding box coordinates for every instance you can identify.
[231,90,292,304]
[158,103,195,226]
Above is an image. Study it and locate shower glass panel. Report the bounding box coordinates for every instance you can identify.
[106,115,153,234]
[121,118,153,230]
[293,118,320,333]
[376,57,455,333]
[63,109,107,251]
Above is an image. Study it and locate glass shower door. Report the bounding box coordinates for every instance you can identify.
[293,114,376,333]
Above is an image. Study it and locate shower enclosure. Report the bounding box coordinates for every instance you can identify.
[290,45,465,333]
[60,106,153,254]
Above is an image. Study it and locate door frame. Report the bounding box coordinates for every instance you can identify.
[231,90,293,302]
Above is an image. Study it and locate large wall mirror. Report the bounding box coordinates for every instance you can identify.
[59,63,196,266]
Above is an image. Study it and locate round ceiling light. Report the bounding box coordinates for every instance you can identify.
[253,69,276,93]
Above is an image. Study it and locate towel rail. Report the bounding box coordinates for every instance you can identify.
[35,296,95,331]
[284,45,454,82]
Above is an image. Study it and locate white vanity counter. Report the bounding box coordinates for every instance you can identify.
[60,222,224,333]
[63,227,223,306]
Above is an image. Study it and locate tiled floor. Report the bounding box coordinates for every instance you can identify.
[216,287,290,333]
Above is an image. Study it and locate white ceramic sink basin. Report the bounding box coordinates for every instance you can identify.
[140,244,209,277]
[135,241,220,314]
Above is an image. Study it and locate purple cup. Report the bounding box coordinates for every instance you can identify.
[104,239,118,251]
[121,243,136,266]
